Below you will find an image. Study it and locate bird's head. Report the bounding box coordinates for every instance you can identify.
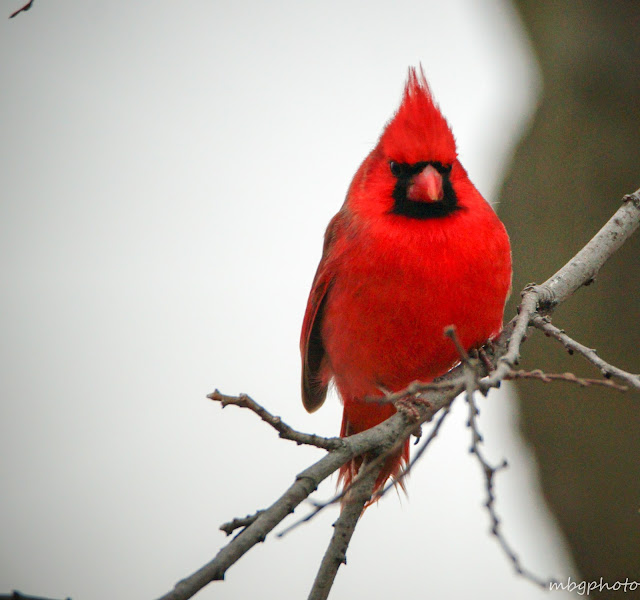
[348,67,462,221]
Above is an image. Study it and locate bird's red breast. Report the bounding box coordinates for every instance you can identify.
[300,67,512,501]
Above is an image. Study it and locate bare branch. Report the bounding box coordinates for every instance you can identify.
[481,291,535,390]
[159,189,640,600]
[156,446,352,600]
[279,380,463,535]
[219,510,265,536]
[159,378,461,600]
[307,458,382,600]
[9,0,34,19]
[366,378,462,405]
[444,324,472,365]
[506,368,628,391]
[483,189,640,391]
[540,191,640,306]
[208,390,343,450]
[275,428,412,536]
[532,316,640,390]
[465,371,553,588]
[0,593,70,600]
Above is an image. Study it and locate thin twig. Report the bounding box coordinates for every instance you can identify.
[444,324,473,365]
[465,369,553,588]
[481,291,535,391]
[446,324,556,587]
[506,368,628,391]
[0,593,70,600]
[532,316,640,390]
[9,0,34,18]
[366,378,462,405]
[208,390,343,450]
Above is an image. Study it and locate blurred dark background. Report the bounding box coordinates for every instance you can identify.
[500,1,640,594]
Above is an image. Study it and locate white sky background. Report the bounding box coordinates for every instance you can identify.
[0,1,576,598]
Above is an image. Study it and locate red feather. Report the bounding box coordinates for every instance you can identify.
[300,67,512,503]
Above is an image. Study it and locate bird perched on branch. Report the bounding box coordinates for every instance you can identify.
[300,67,512,502]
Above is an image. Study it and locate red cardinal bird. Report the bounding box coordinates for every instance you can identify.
[300,67,511,500]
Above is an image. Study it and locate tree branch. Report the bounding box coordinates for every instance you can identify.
[0,593,70,600]
[207,390,344,450]
[531,316,640,389]
[465,368,553,588]
[9,0,34,19]
[307,458,382,600]
[219,510,265,537]
[505,368,628,391]
[158,188,640,600]
[483,189,640,389]
[158,381,459,600]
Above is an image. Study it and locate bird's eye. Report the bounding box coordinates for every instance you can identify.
[389,161,402,176]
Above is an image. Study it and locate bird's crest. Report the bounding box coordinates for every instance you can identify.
[380,66,457,165]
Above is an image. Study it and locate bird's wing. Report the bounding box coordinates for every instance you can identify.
[300,212,344,413]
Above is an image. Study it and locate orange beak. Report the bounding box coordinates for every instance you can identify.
[407,164,444,203]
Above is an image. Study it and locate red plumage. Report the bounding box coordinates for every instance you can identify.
[300,67,512,502]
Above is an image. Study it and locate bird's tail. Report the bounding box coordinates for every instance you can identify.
[338,401,410,507]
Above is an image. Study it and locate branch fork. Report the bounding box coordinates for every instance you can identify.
[157,189,640,600]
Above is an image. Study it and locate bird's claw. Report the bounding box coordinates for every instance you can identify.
[393,394,433,421]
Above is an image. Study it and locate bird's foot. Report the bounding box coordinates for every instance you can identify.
[476,340,499,374]
[393,394,433,420]
[393,394,434,443]
[374,384,433,421]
